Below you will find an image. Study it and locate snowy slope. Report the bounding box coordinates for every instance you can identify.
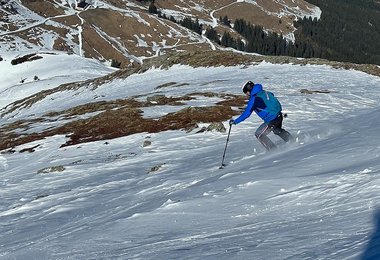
[1,58,380,259]
[0,51,116,109]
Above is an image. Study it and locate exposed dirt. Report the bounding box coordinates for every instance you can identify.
[20,0,65,17]
[0,91,244,151]
[140,50,380,77]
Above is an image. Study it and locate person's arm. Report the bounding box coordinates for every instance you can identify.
[233,96,255,124]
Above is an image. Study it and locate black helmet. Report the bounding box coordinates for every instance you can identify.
[242,81,254,94]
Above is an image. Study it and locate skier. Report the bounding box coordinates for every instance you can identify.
[229,81,293,151]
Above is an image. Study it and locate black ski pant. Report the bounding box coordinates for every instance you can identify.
[255,113,293,151]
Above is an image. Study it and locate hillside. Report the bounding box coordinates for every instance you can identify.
[1,50,380,259]
[0,0,320,67]
[1,50,380,152]
[2,1,380,66]
[1,1,380,259]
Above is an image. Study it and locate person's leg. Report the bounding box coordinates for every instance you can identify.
[271,114,294,142]
[255,123,276,151]
[274,128,293,142]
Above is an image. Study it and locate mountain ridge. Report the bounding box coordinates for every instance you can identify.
[0,0,320,67]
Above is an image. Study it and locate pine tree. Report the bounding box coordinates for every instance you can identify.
[205,27,220,44]
[148,2,157,14]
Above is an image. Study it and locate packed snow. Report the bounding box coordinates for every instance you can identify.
[0,51,116,109]
[0,52,380,260]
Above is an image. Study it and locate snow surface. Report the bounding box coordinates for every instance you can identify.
[0,51,116,109]
[1,53,380,259]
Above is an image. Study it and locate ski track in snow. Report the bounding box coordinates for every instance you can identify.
[0,54,380,259]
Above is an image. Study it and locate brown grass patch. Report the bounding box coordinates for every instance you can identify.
[81,22,131,66]
[11,53,43,65]
[51,15,82,27]
[78,8,214,64]
[141,50,380,77]
[20,0,65,17]
[215,2,293,35]
[0,92,244,151]
[57,102,239,147]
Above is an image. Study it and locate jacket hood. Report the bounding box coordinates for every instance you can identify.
[250,84,263,96]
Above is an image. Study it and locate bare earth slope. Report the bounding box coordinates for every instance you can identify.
[0,0,320,67]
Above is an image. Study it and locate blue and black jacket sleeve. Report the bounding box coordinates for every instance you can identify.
[234,95,255,124]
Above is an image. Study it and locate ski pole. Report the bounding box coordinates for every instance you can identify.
[220,124,232,169]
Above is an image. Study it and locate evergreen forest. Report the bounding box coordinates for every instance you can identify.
[295,0,380,65]
[220,0,380,65]
[150,0,380,65]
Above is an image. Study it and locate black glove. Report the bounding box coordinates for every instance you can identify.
[229,119,235,125]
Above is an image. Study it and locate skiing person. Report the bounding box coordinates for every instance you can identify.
[229,81,293,151]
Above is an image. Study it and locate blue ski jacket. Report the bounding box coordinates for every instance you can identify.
[233,84,282,124]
